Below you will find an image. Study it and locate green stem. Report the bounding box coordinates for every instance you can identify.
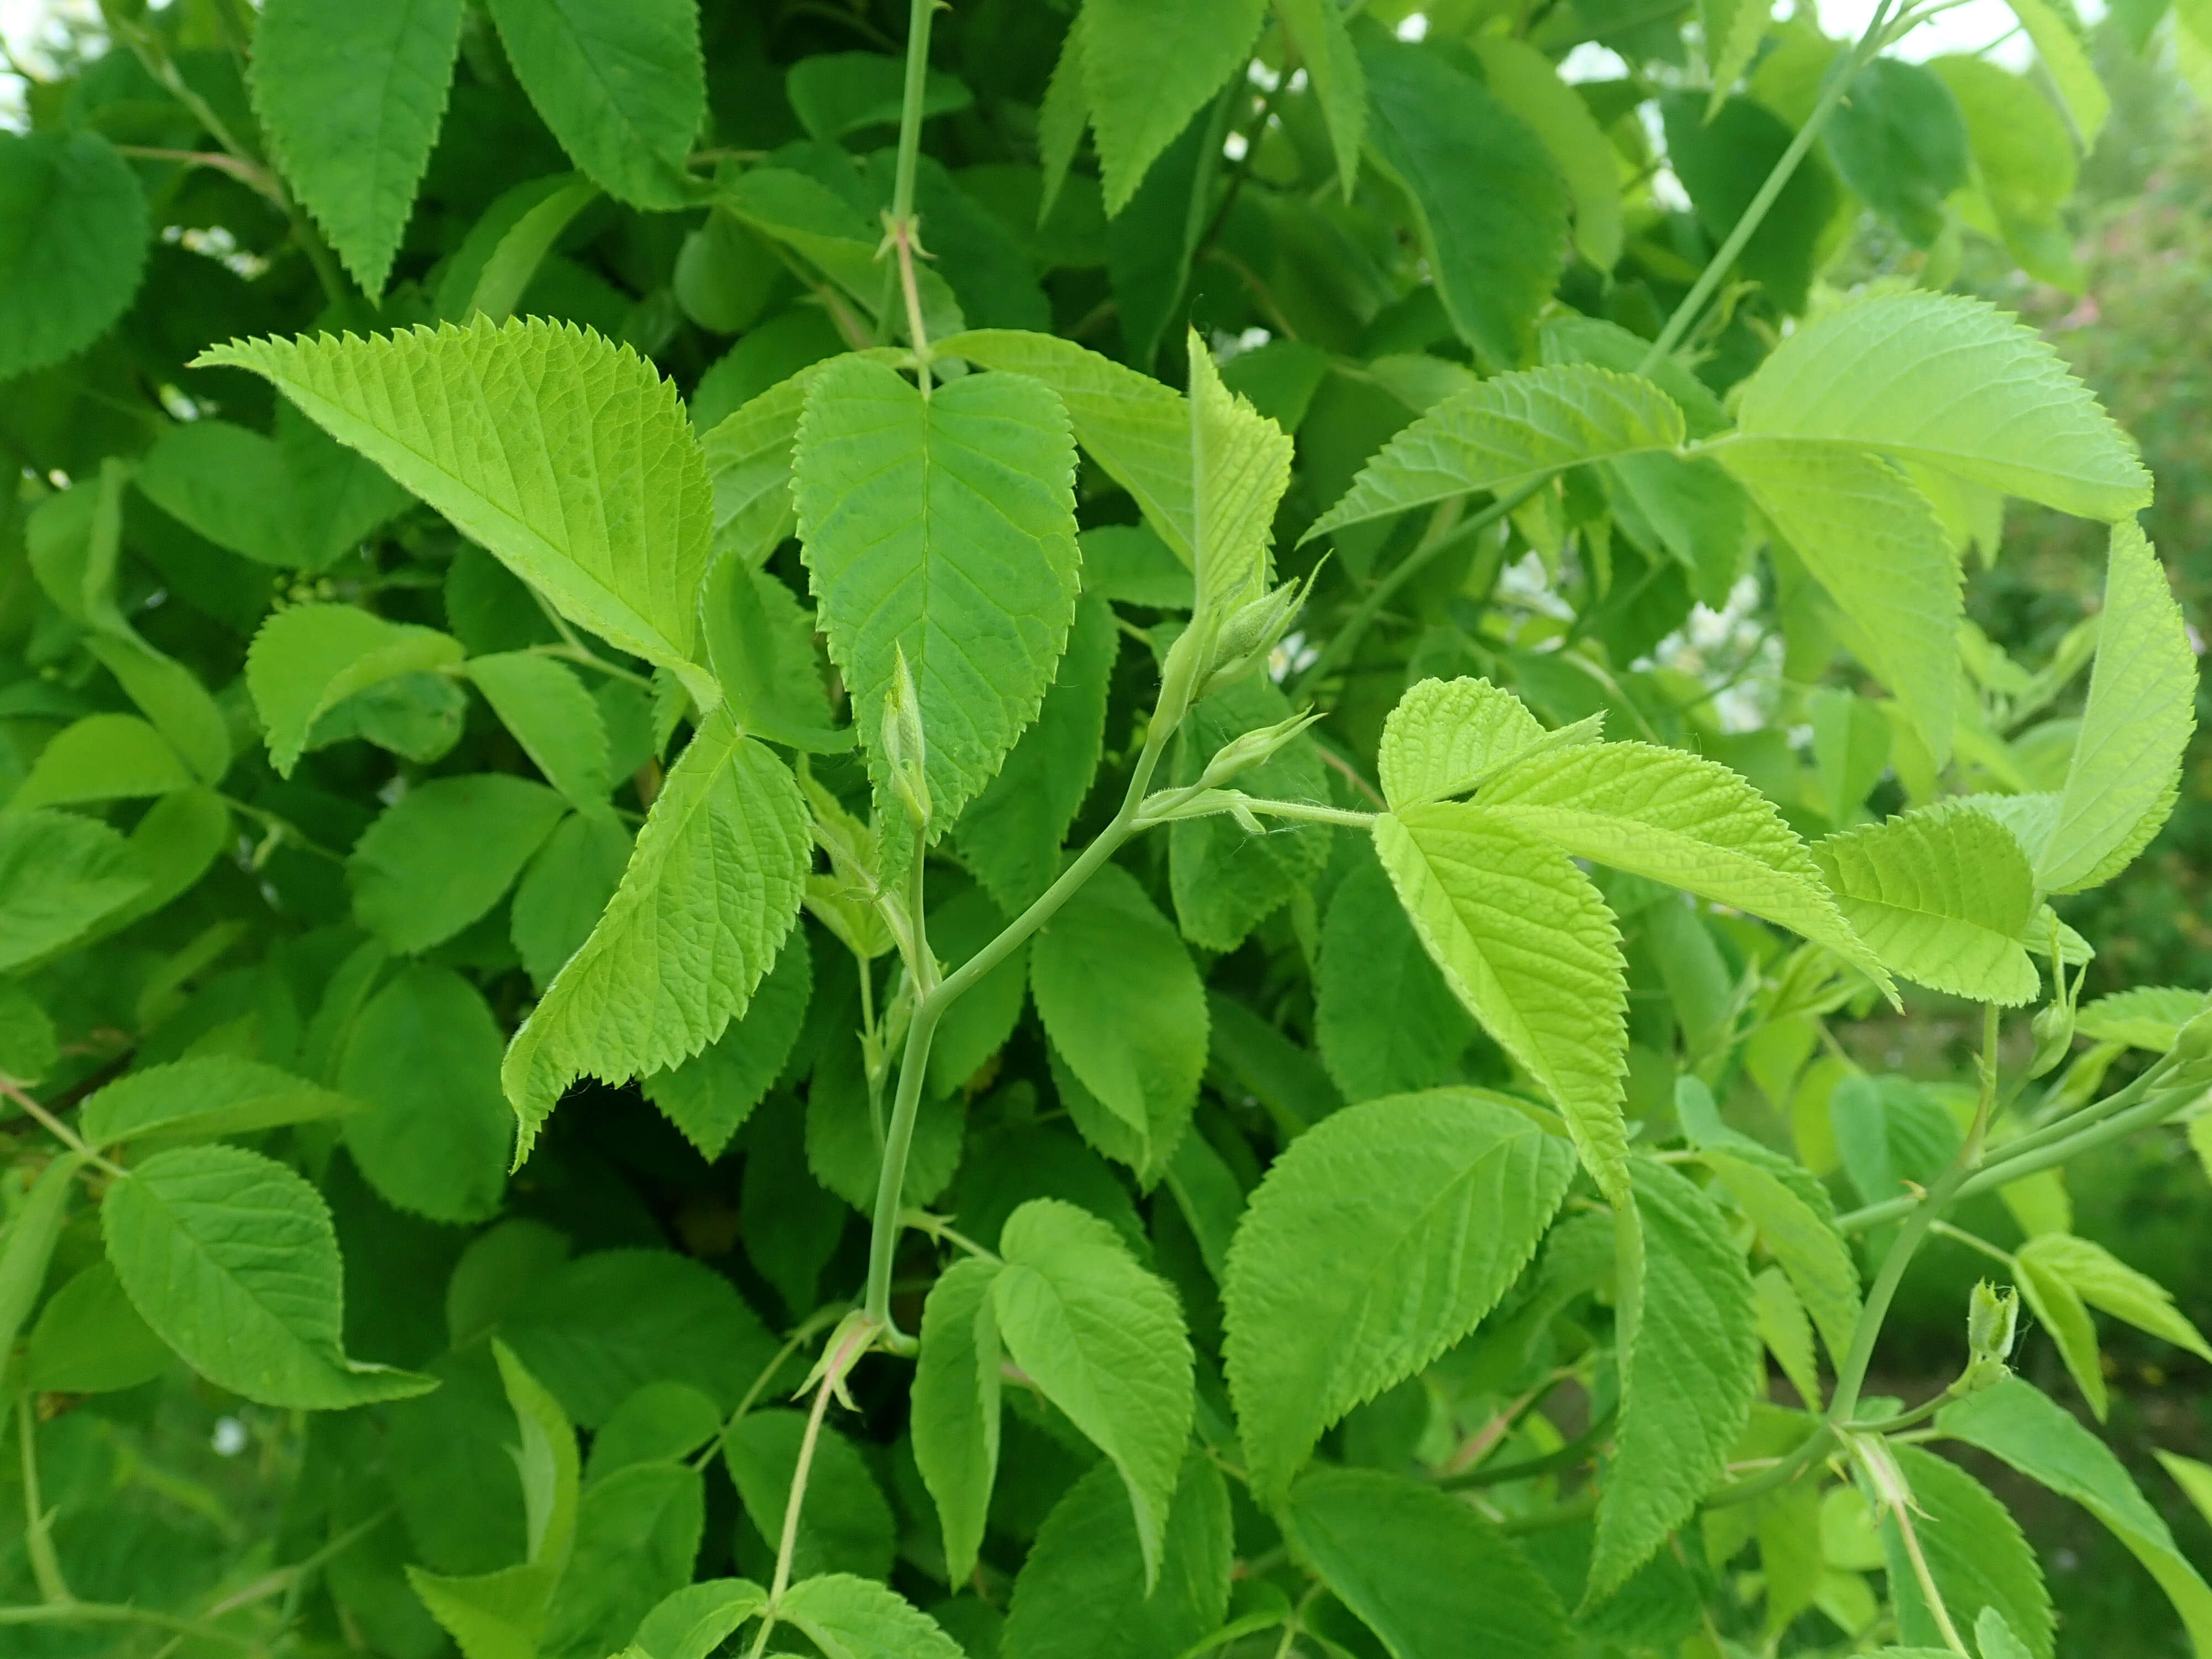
[1437,1407,1618,1491]
[0,1600,255,1648]
[747,1318,872,1659]
[16,1395,69,1605]
[1703,1422,1837,1509]
[888,0,937,230]
[1637,0,1901,368]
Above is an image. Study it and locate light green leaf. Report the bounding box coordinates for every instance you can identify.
[483,0,703,210]
[1729,291,2147,519]
[1082,0,1265,215]
[1813,802,2039,1004]
[1700,1143,1860,1369]
[101,1144,435,1409]
[247,603,467,777]
[2075,987,2209,1051]
[2005,0,2107,145]
[912,1256,1004,1583]
[0,129,147,381]
[1378,676,1563,807]
[2156,1451,2212,1537]
[701,554,849,753]
[1187,328,1293,614]
[2018,1233,2212,1361]
[410,1564,555,1659]
[1360,40,1568,368]
[1286,1467,1572,1659]
[512,811,632,989]
[1037,17,1088,219]
[1704,0,1773,111]
[24,1262,170,1395]
[467,654,612,810]
[992,1198,1195,1587]
[1881,1444,2054,1659]
[1483,739,1891,992]
[79,1057,354,1147]
[502,712,809,1159]
[12,713,193,811]
[640,924,811,1160]
[1979,1606,2037,1659]
[952,593,1118,912]
[629,1580,767,1659]
[0,809,147,973]
[1717,436,1962,764]
[1590,1159,1760,1599]
[1029,863,1209,1181]
[1271,0,1365,197]
[794,356,1080,836]
[542,1461,706,1659]
[350,774,570,954]
[1752,1264,1820,1407]
[937,328,1193,562]
[1472,36,1624,270]
[701,361,818,567]
[1307,367,1683,542]
[458,173,602,323]
[2038,523,2197,894]
[1222,1088,1576,1501]
[199,318,720,709]
[1000,1444,1232,1659]
[778,1573,969,1659]
[1940,1377,2212,1655]
[251,0,466,294]
[722,1411,894,1581]
[2013,1243,2110,1419]
[0,1152,85,1378]
[1374,804,1630,1203]
[340,966,513,1224]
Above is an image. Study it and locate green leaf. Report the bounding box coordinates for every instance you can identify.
[2017,1233,2212,1360]
[1286,1467,1572,1659]
[1000,1451,1233,1659]
[135,410,413,571]
[1881,1444,2054,1659]
[1168,676,1329,951]
[12,713,194,811]
[1979,1606,2037,1659]
[0,808,148,973]
[912,1256,1004,1583]
[701,554,850,753]
[247,603,467,778]
[455,173,603,324]
[1825,59,1971,248]
[2038,523,2197,893]
[0,1151,85,1376]
[199,318,720,709]
[1187,328,1293,613]
[1471,36,1624,270]
[1374,804,1630,1203]
[1704,0,1773,111]
[483,0,703,210]
[1359,41,1568,368]
[251,0,466,293]
[1590,1159,1760,1599]
[1081,0,1264,215]
[1029,863,1209,1181]
[992,1198,1196,1585]
[951,592,1117,912]
[1308,366,1682,543]
[2005,0,2107,145]
[2019,1233,2109,1418]
[1316,849,1481,1103]
[1939,1377,2212,1654]
[502,713,810,1160]
[467,654,612,810]
[1751,1264,1820,1407]
[1729,291,2148,520]
[498,1248,776,1427]
[1222,1087,1577,1501]
[1699,1146,1861,1369]
[1377,676,1571,808]
[0,985,56,1085]
[0,130,148,382]
[349,774,569,954]
[101,1144,435,1408]
[1661,93,1837,315]
[937,328,1194,562]
[79,1056,354,1147]
[701,359,825,567]
[794,356,1079,835]
[1271,0,1365,196]
[512,810,632,990]
[629,1580,768,1659]
[1812,802,2039,1004]
[785,52,972,140]
[24,1262,170,1395]
[2075,986,2210,1051]
[339,966,513,1224]
[542,1461,705,1659]
[585,1383,722,1482]
[778,1574,969,1659]
[640,923,812,1160]
[1715,436,1963,764]
[926,884,1030,1096]
[1482,739,1891,992]
[722,1410,894,1581]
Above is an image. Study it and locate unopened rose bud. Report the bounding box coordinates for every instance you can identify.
[2027,999,2075,1079]
[879,646,930,828]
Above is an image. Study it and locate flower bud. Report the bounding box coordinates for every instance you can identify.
[1968,1279,2020,1368]
[1197,576,1308,700]
[879,646,930,829]
[2173,1006,2212,1065]
[1196,709,1322,791]
[2026,999,2075,1079]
